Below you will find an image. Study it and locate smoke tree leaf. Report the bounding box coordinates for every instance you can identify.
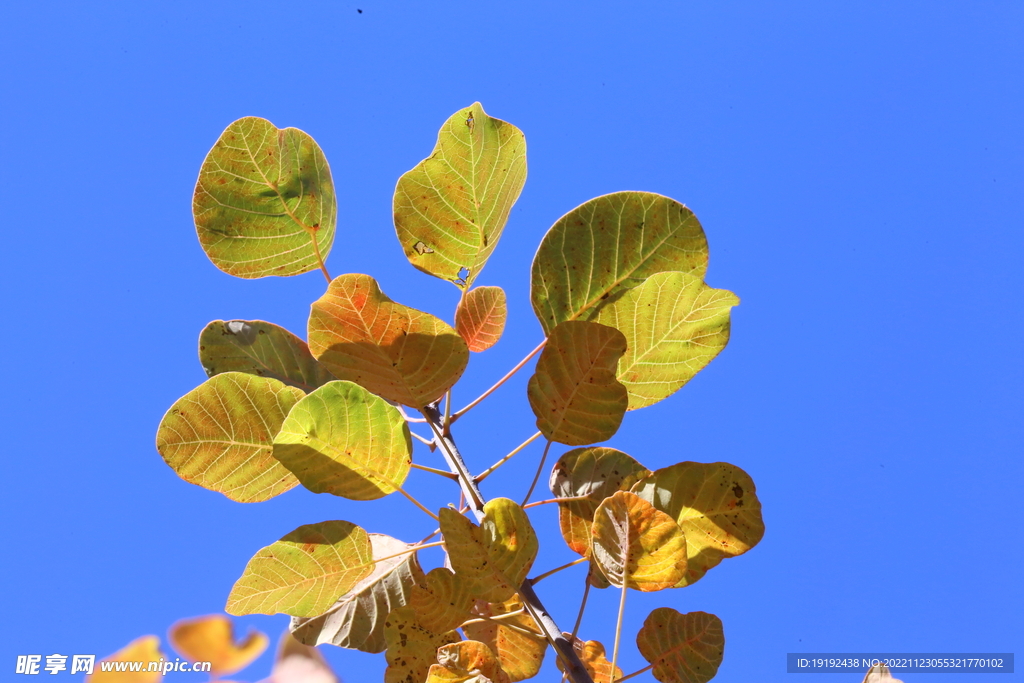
[439,498,538,603]
[394,103,527,289]
[527,321,628,445]
[426,641,511,683]
[590,491,687,591]
[549,447,651,556]
[226,520,374,618]
[156,372,303,503]
[556,636,622,683]
[408,568,477,635]
[199,320,336,393]
[193,117,335,278]
[631,462,764,587]
[636,609,724,683]
[531,191,708,335]
[384,607,460,683]
[463,596,546,682]
[592,271,739,410]
[455,286,508,352]
[168,615,268,677]
[272,381,412,500]
[87,636,165,683]
[290,534,425,653]
[308,273,469,407]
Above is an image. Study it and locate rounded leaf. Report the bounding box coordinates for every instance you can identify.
[531,192,708,335]
[593,271,739,410]
[394,103,527,288]
[427,641,511,683]
[309,273,469,407]
[527,321,628,445]
[556,635,622,683]
[168,615,268,676]
[384,607,460,683]
[408,568,476,635]
[455,286,508,352]
[631,462,764,586]
[226,520,374,617]
[193,117,335,278]
[590,491,687,591]
[463,597,545,682]
[636,608,724,683]
[156,372,304,502]
[273,381,412,500]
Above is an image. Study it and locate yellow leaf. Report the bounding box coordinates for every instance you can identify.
[463,597,545,681]
[168,615,268,676]
[455,286,508,352]
[86,636,164,683]
[556,635,622,683]
[408,568,477,635]
[636,608,724,683]
[384,607,460,683]
[426,641,511,683]
[590,491,686,591]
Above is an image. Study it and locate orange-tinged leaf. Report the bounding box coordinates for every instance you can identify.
[636,609,724,683]
[156,372,303,502]
[527,321,628,445]
[268,632,339,683]
[308,273,469,407]
[272,381,412,500]
[291,534,425,653]
[193,117,335,279]
[426,641,511,683]
[226,520,374,617]
[168,615,268,676]
[408,568,476,635]
[86,636,164,683]
[455,286,508,352]
[463,597,545,681]
[590,491,686,591]
[384,607,460,683]
[549,447,650,556]
[394,103,527,289]
[556,635,622,683]
[531,192,708,335]
[631,462,764,586]
[200,319,336,393]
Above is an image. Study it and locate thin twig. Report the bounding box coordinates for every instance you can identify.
[371,540,445,566]
[410,431,434,447]
[611,582,628,678]
[443,389,453,438]
[419,527,442,544]
[523,495,590,509]
[475,431,543,483]
[395,404,427,423]
[410,462,459,480]
[570,577,590,641]
[451,339,546,423]
[530,557,587,584]
[396,487,439,522]
[615,664,654,683]
[521,439,553,506]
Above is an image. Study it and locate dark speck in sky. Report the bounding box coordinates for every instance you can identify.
[357,8,363,12]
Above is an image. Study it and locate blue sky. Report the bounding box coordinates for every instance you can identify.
[1,2,1021,682]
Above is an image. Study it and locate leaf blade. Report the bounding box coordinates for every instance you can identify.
[455,286,508,352]
[168,615,268,677]
[636,609,724,683]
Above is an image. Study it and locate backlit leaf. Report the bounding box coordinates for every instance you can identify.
[272,381,412,500]
[308,273,469,407]
[394,103,526,289]
[592,271,738,410]
[193,117,335,278]
[531,191,708,335]
[291,534,425,653]
[168,615,268,677]
[455,286,508,352]
[549,447,650,556]
[86,636,164,683]
[440,499,538,603]
[268,632,339,683]
[527,321,628,445]
[590,491,686,591]
[631,462,764,586]
[156,373,303,502]
[408,568,477,635]
[463,597,545,682]
[426,641,511,683]
[636,609,724,683]
[226,520,374,617]
[556,635,621,683]
[384,607,460,683]
[200,320,335,393]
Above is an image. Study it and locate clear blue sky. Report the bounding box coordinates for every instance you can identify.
[1,2,1021,682]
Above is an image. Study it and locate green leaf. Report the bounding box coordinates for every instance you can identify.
[273,381,412,500]
[426,641,511,683]
[590,491,687,591]
[394,103,527,289]
[408,568,477,635]
[631,462,764,587]
[455,286,508,352]
[527,321,628,445]
[193,117,335,278]
[226,520,375,617]
[290,534,425,653]
[156,372,303,503]
[462,597,545,682]
[308,273,469,407]
[556,635,622,683]
[593,271,738,410]
[549,447,650,556]
[439,499,538,603]
[384,607,460,683]
[531,191,708,335]
[199,319,336,393]
[636,609,724,683]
